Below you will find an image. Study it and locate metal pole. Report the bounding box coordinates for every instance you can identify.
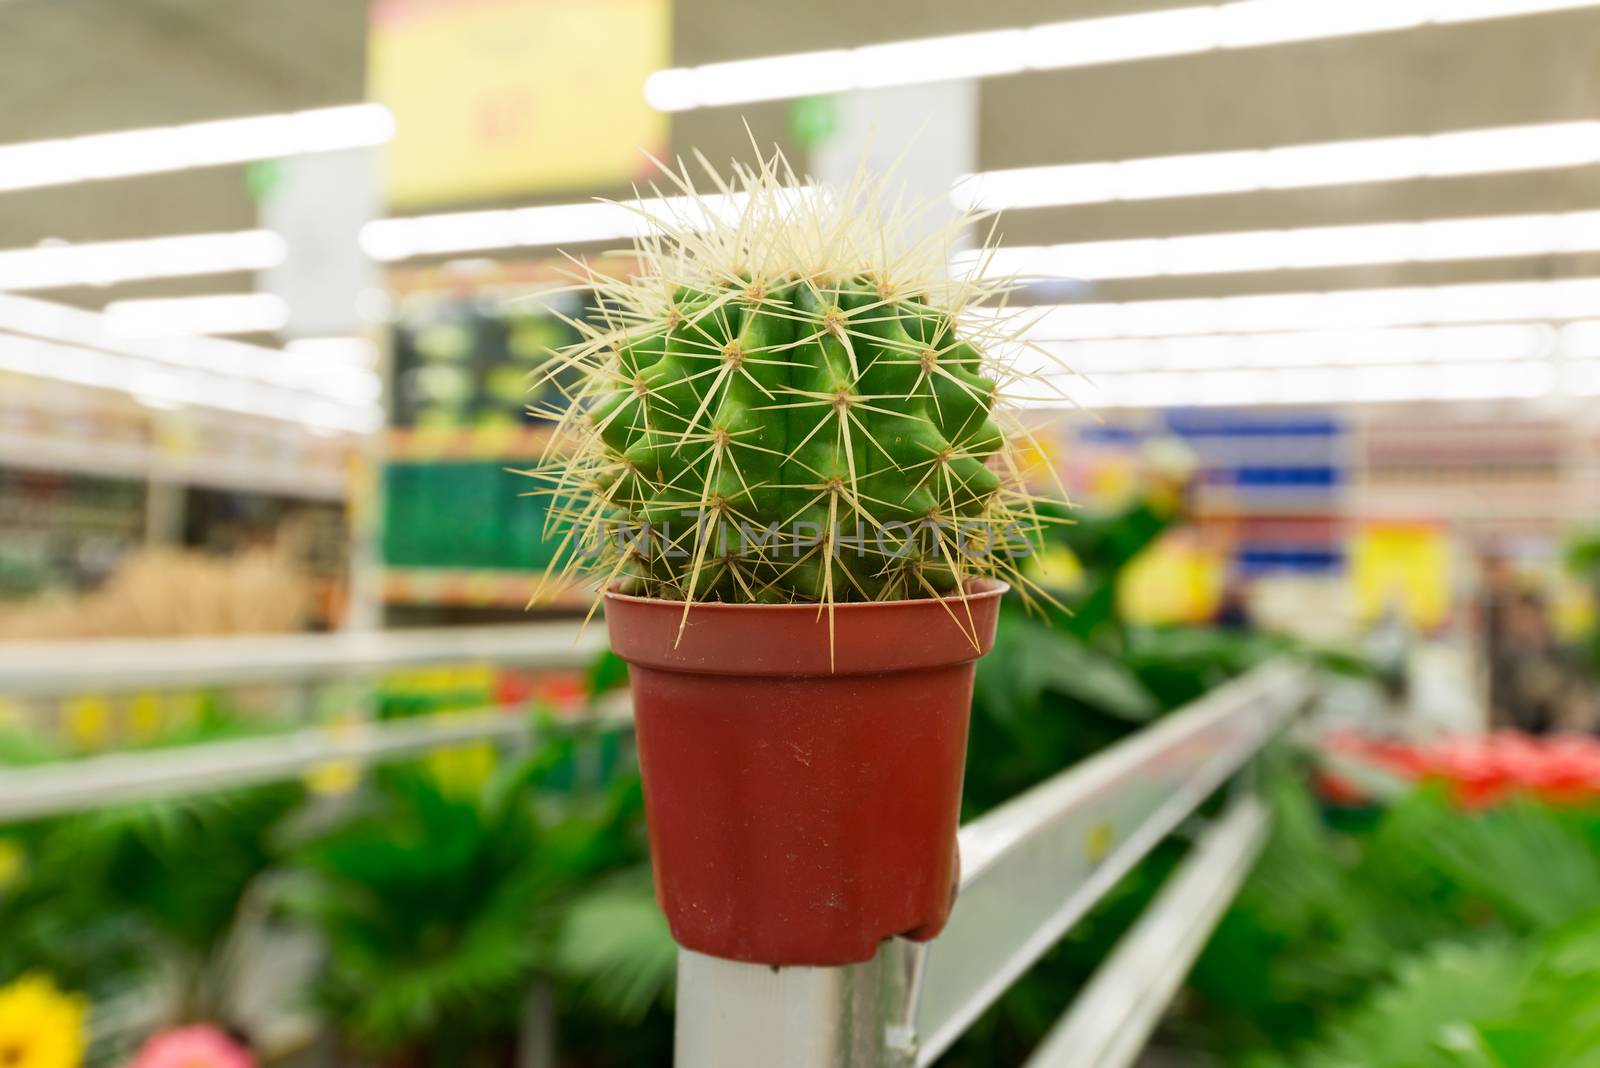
[675,947,919,1068]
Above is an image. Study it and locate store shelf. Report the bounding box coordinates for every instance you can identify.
[381,567,589,608]
[0,429,347,500]
[0,695,631,822]
[0,620,602,697]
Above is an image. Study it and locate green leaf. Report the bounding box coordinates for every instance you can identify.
[554,874,676,1022]
[1304,940,1525,1068]
[585,648,630,703]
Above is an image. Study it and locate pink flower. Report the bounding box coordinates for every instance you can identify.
[127,1026,255,1068]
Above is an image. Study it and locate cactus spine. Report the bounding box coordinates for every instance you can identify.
[531,150,1062,612]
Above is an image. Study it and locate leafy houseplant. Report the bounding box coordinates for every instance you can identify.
[531,151,1064,965]
[1182,773,1600,1066]
[279,749,672,1068]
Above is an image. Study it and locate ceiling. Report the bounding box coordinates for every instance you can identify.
[0,0,1598,313]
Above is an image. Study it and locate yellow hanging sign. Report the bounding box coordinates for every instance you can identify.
[1118,534,1225,626]
[1351,523,1451,630]
[369,0,671,208]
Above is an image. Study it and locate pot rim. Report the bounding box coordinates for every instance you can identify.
[602,576,1010,612]
[602,578,1010,676]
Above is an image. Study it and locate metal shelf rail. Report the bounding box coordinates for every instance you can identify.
[0,429,349,502]
[0,620,612,821]
[0,620,603,697]
[675,660,1313,1068]
[0,697,630,823]
[1022,794,1268,1068]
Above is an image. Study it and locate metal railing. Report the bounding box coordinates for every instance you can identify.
[0,696,631,822]
[0,621,612,820]
[674,660,1312,1068]
[0,621,604,697]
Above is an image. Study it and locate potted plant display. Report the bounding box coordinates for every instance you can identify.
[532,151,1061,966]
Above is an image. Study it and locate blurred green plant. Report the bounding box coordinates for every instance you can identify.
[963,495,1364,815]
[276,731,673,1067]
[0,705,675,1066]
[1563,528,1600,678]
[1184,770,1600,1066]
[0,709,305,1017]
[943,492,1368,1065]
[1239,911,1600,1068]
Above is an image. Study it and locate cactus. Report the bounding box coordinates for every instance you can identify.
[528,150,1064,613]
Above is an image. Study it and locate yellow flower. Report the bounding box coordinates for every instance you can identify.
[0,975,87,1068]
[0,840,23,891]
[426,741,497,797]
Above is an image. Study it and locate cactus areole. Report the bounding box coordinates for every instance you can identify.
[529,150,1063,966]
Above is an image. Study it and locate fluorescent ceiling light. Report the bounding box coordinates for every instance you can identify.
[0,231,288,292]
[952,121,1600,211]
[1031,357,1571,410]
[103,293,290,338]
[361,190,804,262]
[0,335,380,431]
[1031,322,1559,376]
[1012,278,1600,340]
[960,209,1600,281]
[644,0,1600,111]
[1215,0,1428,47]
[0,294,381,432]
[286,336,381,367]
[0,334,381,433]
[1435,0,1600,20]
[854,30,1028,87]
[1007,318,1600,409]
[0,104,395,194]
[1563,320,1600,359]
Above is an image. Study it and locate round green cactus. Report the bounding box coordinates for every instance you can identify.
[531,152,1062,609]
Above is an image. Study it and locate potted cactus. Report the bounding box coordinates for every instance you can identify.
[531,151,1061,966]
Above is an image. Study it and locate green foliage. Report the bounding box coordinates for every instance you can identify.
[0,816,146,998]
[553,874,676,1024]
[278,745,673,1066]
[964,500,1170,814]
[1374,792,1600,935]
[1122,626,1287,709]
[282,768,549,1057]
[0,728,63,766]
[1,717,675,1066]
[0,782,303,1016]
[1186,766,1407,1052]
[584,648,630,704]
[1288,940,1526,1068]
[963,497,1329,816]
[964,610,1160,815]
[1563,528,1600,678]
[949,500,1335,1063]
[1242,912,1600,1068]
[1565,529,1600,576]
[1187,774,1600,1066]
[0,703,312,1012]
[1470,912,1600,1067]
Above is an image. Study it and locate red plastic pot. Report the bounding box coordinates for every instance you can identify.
[605,580,1007,967]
